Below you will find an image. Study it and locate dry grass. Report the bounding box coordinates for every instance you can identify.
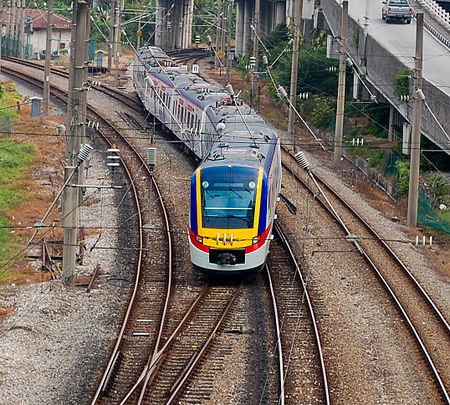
[1,104,66,284]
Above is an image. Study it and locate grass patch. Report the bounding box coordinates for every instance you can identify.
[0,189,25,210]
[0,141,35,183]
[0,216,15,272]
[0,140,36,269]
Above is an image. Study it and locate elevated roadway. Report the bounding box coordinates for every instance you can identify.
[320,0,450,155]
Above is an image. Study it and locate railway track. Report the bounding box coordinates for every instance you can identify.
[3,56,144,111]
[0,62,178,404]
[123,282,244,403]
[4,50,448,404]
[281,147,450,403]
[266,221,330,404]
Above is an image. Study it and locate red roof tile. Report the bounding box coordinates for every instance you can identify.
[0,8,71,30]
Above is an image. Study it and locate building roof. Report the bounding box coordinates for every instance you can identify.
[1,9,71,30]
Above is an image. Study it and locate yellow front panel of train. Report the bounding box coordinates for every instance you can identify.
[196,168,263,249]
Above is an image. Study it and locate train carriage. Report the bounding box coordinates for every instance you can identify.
[133,46,282,272]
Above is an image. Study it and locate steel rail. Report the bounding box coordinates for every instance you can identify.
[264,263,286,405]
[273,221,331,405]
[0,63,175,404]
[282,151,450,403]
[164,283,244,404]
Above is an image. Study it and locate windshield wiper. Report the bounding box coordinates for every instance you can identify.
[229,188,243,199]
[225,215,252,225]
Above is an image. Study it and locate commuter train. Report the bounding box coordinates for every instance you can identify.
[133,46,282,272]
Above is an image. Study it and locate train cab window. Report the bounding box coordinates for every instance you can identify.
[200,166,259,229]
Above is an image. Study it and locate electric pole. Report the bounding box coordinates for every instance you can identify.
[407,12,424,228]
[62,165,77,285]
[43,0,53,115]
[334,0,348,164]
[11,0,16,56]
[225,1,232,82]
[108,1,115,71]
[251,0,260,99]
[66,0,78,156]
[114,0,122,84]
[287,0,303,149]
[137,15,142,49]
[62,0,89,285]
[215,2,221,68]
[18,0,25,58]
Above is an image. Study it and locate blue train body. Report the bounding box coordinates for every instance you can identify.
[133,46,282,272]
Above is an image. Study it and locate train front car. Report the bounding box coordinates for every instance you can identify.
[189,125,281,273]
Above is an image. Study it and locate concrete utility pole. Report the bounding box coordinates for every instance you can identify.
[18,0,25,58]
[251,0,260,99]
[137,15,142,49]
[114,0,122,84]
[6,0,11,55]
[334,0,348,164]
[66,0,78,154]
[287,0,303,148]
[62,166,77,285]
[43,0,53,115]
[225,1,232,82]
[407,12,424,228]
[108,1,115,71]
[8,0,16,56]
[70,0,88,164]
[62,1,89,285]
[11,0,16,55]
[215,2,222,68]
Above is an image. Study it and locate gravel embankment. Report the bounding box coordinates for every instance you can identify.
[0,60,448,405]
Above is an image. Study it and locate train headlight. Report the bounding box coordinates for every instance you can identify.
[195,234,203,243]
[252,236,260,245]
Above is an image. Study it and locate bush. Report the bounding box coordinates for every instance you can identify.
[311,98,335,130]
[396,160,410,195]
[368,149,385,168]
[394,69,410,100]
[423,173,450,208]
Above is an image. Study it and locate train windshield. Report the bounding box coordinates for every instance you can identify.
[200,166,259,229]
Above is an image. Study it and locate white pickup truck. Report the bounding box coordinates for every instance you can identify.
[382,0,414,24]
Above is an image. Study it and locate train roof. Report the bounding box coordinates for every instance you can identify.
[137,46,173,67]
[135,46,279,170]
[203,105,278,171]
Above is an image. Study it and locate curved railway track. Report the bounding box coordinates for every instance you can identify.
[281,147,450,403]
[0,61,177,404]
[3,51,448,404]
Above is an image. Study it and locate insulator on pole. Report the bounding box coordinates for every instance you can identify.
[277,85,288,99]
[295,151,310,171]
[225,83,234,96]
[145,76,155,88]
[78,144,93,163]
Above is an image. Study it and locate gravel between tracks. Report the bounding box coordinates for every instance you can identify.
[0,60,449,405]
